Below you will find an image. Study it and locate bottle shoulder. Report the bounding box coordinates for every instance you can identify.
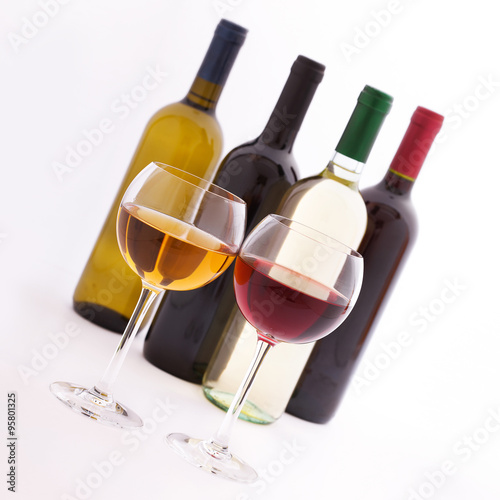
[277,173,367,250]
[232,141,298,162]
[361,182,418,223]
[359,182,418,254]
[281,173,365,209]
[215,140,300,183]
[148,101,222,135]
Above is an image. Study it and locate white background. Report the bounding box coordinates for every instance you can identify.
[1,1,499,499]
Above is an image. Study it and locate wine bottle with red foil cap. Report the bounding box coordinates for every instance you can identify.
[285,106,444,424]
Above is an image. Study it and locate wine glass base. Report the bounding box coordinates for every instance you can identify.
[166,433,258,483]
[50,381,143,429]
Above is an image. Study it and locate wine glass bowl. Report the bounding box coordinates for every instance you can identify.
[166,214,363,480]
[116,163,245,291]
[233,214,362,346]
[50,162,246,429]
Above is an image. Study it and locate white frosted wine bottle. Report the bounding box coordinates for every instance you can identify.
[202,85,393,424]
[73,20,247,332]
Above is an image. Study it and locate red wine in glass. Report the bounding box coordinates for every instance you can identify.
[166,214,362,482]
[234,255,351,345]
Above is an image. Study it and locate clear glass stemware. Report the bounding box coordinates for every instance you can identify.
[50,162,246,428]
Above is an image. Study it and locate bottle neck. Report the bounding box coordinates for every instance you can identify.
[323,85,393,188]
[259,59,324,151]
[335,85,393,163]
[381,168,415,196]
[381,106,445,196]
[325,151,365,187]
[183,20,247,113]
[184,77,223,112]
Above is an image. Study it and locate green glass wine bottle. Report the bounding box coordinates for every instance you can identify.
[73,20,247,332]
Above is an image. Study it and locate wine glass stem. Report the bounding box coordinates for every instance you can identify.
[94,283,160,398]
[209,338,273,451]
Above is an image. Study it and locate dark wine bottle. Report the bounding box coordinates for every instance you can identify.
[73,20,247,332]
[285,106,444,424]
[143,55,325,383]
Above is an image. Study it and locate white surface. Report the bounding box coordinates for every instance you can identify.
[1,1,499,499]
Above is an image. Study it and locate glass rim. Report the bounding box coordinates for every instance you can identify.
[149,162,246,206]
[267,214,363,259]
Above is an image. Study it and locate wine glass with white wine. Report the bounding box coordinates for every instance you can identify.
[50,162,246,428]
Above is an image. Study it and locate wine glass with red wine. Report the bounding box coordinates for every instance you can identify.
[50,162,246,428]
[166,214,363,481]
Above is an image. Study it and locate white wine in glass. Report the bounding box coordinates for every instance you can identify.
[50,162,246,428]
